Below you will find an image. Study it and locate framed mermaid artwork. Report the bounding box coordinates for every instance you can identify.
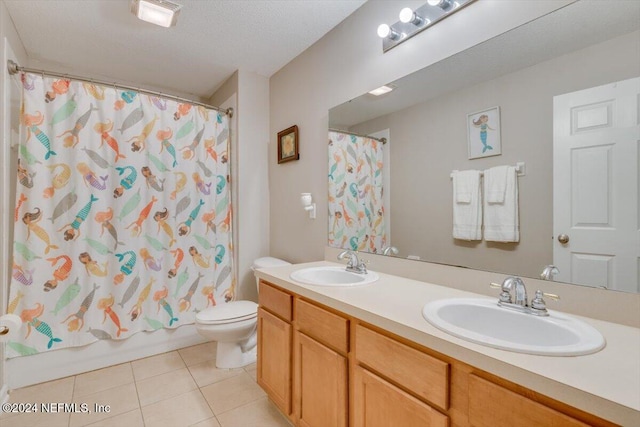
[467,106,501,159]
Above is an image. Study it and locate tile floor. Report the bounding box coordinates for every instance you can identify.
[1,342,293,427]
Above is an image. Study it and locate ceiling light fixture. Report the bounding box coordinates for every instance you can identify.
[368,85,395,96]
[377,0,476,52]
[131,0,182,28]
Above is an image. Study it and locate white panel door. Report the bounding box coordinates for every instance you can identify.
[553,77,640,292]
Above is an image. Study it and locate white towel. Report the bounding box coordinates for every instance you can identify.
[484,165,509,203]
[452,170,482,240]
[484,166,519,242]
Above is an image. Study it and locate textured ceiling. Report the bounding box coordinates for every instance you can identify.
[4,0,366,100]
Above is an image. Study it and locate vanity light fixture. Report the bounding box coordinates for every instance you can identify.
[300,193,317,220]
[378,0,476,52]
[131,0,182,28]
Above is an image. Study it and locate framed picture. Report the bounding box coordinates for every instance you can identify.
[277,125,300,164]
[467,106,501,159]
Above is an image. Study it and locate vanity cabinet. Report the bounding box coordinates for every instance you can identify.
[257,280,617,427]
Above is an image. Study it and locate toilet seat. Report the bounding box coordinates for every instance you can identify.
[196,301,258,325]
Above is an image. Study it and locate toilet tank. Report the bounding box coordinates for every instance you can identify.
[252,257,291,291]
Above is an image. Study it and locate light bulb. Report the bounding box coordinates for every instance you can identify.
[427,0,452,10]
[377,24,400,40]
[399,7,426,26]
[377,24,391,38]
[399,8,414,23]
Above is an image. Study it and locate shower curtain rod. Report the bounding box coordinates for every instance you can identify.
[329,128,387,144]
[7,59,233,117]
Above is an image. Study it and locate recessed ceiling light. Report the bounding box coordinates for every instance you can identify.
[131,0,182,28]
[368,85,395,96]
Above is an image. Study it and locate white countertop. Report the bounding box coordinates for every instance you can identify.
[255,261,640,426]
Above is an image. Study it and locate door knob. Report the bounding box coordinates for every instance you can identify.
[557,234,570,244]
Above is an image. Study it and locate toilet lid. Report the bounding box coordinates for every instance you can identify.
[196,301,258,325]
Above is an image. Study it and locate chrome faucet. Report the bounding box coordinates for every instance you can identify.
[503,276,528,307]
[490,276,559,316]
[382,246,399,256]
[540,265,560,280]
[337,250,368,274]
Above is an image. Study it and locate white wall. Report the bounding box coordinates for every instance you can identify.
[210,70,270,302]
[1,0,28,398]
[268,0,574,263]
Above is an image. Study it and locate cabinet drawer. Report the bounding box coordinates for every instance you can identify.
[295,298,349,353]
[468,374,589,427]
[259,280,292,321]
[355,325,449,410]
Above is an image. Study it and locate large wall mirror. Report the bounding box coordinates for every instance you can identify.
[328,1,640,293]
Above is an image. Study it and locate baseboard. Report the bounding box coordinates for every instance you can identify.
[0,384,8,405]
[6,324,207,390]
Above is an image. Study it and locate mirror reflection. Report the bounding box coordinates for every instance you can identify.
[328,1,640,293]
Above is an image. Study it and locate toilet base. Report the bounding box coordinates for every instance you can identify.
[216,340,257,369]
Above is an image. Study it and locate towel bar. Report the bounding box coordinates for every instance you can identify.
[450,162,525,178]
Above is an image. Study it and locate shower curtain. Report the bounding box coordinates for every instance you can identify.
[328,131,386,253]
[6,73,234,357]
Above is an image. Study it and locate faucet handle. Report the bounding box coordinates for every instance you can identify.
[490,282,512,304]
[358,258,369,273]
[540,265,560,280]
[530,290,560,313]
[540,291,560,301]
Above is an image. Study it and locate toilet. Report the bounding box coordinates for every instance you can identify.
[195,257,291,369]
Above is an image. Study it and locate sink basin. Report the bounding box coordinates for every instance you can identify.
[422,298,605,356]
[290,266,379,287]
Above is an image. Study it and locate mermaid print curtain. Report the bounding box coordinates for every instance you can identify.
[7,73,234,357]
[328,131,386,253]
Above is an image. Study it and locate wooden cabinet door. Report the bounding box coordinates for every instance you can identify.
[294,331,348,427]
[257,308,292,416]
[353,366,449,427]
